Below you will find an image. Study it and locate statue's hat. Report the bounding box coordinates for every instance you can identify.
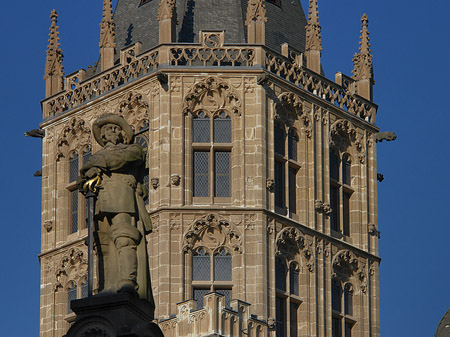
[92,113,134,147]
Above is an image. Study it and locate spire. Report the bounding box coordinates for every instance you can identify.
[352,14,373,81]
[158,0,177,44]
[352,14,374,100]
[44,10,64,97]
[99,0,116,70]
[245,0,267,44]
[305,0,322,52]
[305,0,322,73]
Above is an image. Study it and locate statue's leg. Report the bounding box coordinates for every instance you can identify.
[110,213,142,293]
[96,214,117,293]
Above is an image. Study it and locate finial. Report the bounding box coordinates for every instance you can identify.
[157,0,176,21]
[245,0,267,25]
[44,9,64,97]
[99,0,116,70]
[305,0,322,52]
[99,0,116,49]
[352,13,373,81]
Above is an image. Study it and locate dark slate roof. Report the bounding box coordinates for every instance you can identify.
[113,0,307,55]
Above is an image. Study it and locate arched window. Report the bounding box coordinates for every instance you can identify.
[68,147,92,234]
[274,123,300,216]
[329,151,353,236]
[276,259,301,337]
[135,126,150,205]
[192,247,232,309]
[192,111,232,199]
[67,281,77,314]
[332,280,355,337]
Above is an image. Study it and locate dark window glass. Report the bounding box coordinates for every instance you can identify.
[85,197,92,230]
[267,0,282,6]
[216,289,231,308]
[290,302,299,337]
[67,284,77,314]
[332,281,341,312]
[193,113,210,143]
[193,248,211,281]
[275,160,285,208]
[276,261,287,292]
[330,186,340,232]
[288,130,298,161]
[193,151,209,197]
[344,288,353,316]
[214,248,232,281]
[213,113,231,143]
[193,288,210,309]
[343,192,351,236]
[332,317,342,337]
[275,125,285,156]
[143,174,150,205]
[83,149,91,166]
[345,322,353,337]
[71,190,79,233]
[289,264,299,296]
[289,167,297,213]
[343,156,351,185]
[276,296,286,337]
[330,151,339,181]
[81,281,88,298]
[215,152,230,197]
[69,152,79,182]
[139,0,153,6]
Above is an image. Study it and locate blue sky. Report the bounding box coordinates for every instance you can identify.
[0,0,448,336]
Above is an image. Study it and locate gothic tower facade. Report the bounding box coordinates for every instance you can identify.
[38,1,381,336]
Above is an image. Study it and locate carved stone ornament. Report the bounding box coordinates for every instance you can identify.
[276,227,312,265]
[151,177,160,189]
[245,0,267,25]
[274,92,303,127]
[368,223,381,238]
[54,248,87,291]
[157,0,176,21]
[332,250,367,292]
[330,119,365,162]
[117,91,149,132]
[56,117,91,159]
[43,220,53,232]
[200,31,225,48]
[182,214,242,253]
[266,178,275,191]
[182,77,242,116]
[79,326,112,337]
[171,174,181,186]
[314,200,332,215]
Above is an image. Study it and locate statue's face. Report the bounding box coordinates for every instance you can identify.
[102,123,123,145]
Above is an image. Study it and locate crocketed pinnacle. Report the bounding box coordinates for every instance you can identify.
[99,0,116,49]
[352,14,373,81]
[305,0,322,51]
[157,0,176,21]
[44,10,64,79]
[245,0,267,25]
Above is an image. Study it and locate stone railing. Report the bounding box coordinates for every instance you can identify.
[42,36,376,124]
[43,47,159,118]
[265,47,375,123]
[169,44,256,67]
[158,293,268,337]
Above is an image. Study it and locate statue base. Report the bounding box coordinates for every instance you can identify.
[64,292,163,337]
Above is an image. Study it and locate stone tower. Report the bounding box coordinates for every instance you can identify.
[38,1,381,336]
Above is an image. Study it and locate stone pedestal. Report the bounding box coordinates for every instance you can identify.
[64,292,163,337]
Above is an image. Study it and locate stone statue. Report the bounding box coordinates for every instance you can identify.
[78,113,153,302]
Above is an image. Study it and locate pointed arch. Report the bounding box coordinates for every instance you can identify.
[182,214,242,253]
[56,117,91,160]
[183,77,242,117]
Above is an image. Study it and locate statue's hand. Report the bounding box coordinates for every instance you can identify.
[84,167,102,179]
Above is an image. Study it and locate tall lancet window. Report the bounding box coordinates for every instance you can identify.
[192,247,232,309]
[192,111,232,200]
[329,150,353,236]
